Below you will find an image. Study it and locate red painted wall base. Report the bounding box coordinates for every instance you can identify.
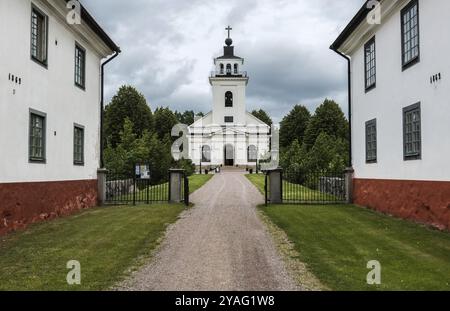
[354,178,450,230]
[0,179,98,236]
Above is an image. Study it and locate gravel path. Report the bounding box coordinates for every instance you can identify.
[117,171,299,291]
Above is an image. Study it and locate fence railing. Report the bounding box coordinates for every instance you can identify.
[265,168,346,205]
[105,172,169,205]
[282,169,346,204]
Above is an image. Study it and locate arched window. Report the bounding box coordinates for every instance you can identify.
[202,145,211,163]
[220,64,224,74]
[226,64,232,75]
[225,91,233,107]
[234,64,238,74]
[248,145,257,162]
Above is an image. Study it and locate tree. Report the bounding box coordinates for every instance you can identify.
[251,109,273,126]
[303,99,349,150]
[279,105,311,149]
[306,132,347,172]
[175,110,195,125]
[153,107,179,140]
[104,85,153,148]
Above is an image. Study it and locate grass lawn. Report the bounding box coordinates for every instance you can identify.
[0,174,214,290]
[246,174,339,202]
[259,204,450,290]
[0,204,186,290]
[246,174,450,290]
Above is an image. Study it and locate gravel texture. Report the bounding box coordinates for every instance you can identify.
[117,171,300,291]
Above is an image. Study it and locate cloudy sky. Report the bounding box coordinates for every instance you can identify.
[82,0,363,122]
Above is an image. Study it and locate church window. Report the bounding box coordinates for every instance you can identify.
[220,64,224,74]
[224,116,234,123]
[234,64,238,74]
[202,145,211,163]
[226,64,232,75]
[248,145,257,162]
[225,91,233,107]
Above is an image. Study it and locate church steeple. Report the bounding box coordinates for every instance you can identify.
[217,25,243,61]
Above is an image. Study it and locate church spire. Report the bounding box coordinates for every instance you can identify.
[225,25,233,47]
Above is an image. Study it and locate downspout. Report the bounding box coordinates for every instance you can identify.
[100,50,120,168]
[331,48,352,168]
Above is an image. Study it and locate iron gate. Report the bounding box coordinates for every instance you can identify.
[104,165,189,205]
[265,168,346,205]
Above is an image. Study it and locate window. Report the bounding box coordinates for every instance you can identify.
[364,37,376,91]
[224,116,234,123]
[234,64,238,74]
[226,64,232,75]
[403,103,421,160]
[365,119,377,163]
[75,44,86,89]
[401,0,420,69]
[220,64,224,74]
[248,145,257,163]
[31,6,48,66]
[225,91,233,107]
[201,145,211,163]
[29,110,46,163]
[74,125,85,165]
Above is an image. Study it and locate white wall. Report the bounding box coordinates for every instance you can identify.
[349,0,450,182]
[0,0,111,183]
[210,79,248,125]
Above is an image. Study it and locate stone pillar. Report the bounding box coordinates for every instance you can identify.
[97,168,108,206]
[169,169,185,203]
[268,168,283,204]
[344,167,355,204]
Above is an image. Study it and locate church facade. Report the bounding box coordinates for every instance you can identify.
[188,29,270,168]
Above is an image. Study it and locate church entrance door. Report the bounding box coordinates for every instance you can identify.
[224,144,234,166]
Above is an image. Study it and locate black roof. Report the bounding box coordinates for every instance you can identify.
[330,1,371,51]
[217,44,243,60]
[64,0,120,53]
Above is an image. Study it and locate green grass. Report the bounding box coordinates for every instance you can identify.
[0,174,215,290]
[259,204,450,290]
[246,174,339,202]
[0,204,185,290]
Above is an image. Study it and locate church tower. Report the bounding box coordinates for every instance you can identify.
[210,26,249,125]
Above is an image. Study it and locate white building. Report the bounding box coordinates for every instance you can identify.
[0,0,119,234]
[331,0,450,230]
[188,29,270,169]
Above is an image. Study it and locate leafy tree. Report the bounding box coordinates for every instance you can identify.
[104,85,153,148]
[279,105,311,149]
[153,107,179,140]
[175,110,196,125]
[304,99,348,150]
[251,109,273,126]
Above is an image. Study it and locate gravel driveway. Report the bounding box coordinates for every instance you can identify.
[117,171,299,291]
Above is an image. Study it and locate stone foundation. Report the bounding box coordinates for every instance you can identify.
[0,179,98,236]
[354,178,450,230]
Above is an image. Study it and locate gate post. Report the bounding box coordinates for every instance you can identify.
[97,168,108,206]
[344,167,354,204]
[169,169,185,203]
[267,168,283,204]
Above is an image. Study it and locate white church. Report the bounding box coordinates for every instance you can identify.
[188,27,270,169]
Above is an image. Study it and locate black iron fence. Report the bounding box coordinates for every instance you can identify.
[105,171,169,205]
[265,168,347,205]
